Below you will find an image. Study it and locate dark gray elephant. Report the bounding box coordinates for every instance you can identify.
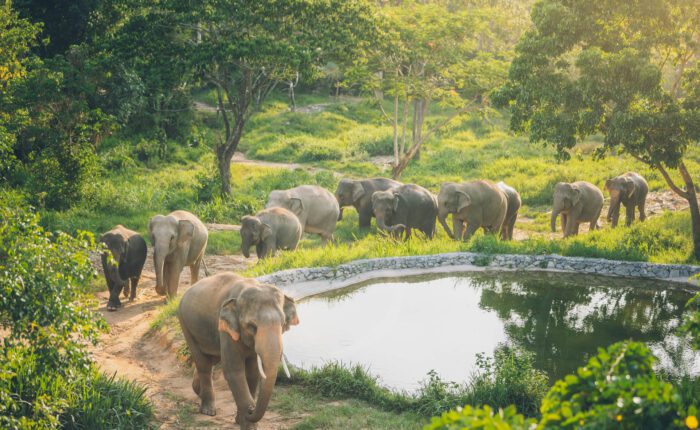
[371,184,438,239]
[605,172,648,227]
[497,182,521,241]
[437,180,507,241]
[551,181,604,237]
[100,225,147,311]
[334,177,402,228]
[178,272,299,429]
[240,207,302,259]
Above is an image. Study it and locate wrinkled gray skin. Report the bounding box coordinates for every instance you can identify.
[265,185,339,243]
[497,182,521,241]
[605,172,648,227]
[371,184,438,240]
[240,207,302,259]
[178,272,299,429]
[334,178,402,228]
[438,180,507,241]
[149,210,209,299]
[551,181,604,237]
[100,225,147,311]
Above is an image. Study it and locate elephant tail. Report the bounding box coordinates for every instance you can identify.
[201,256,210,277]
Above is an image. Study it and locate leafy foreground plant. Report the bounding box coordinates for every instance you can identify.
[426,341,698,430]
[0,191,153,428]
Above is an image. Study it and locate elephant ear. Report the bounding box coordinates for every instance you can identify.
[218,297,240,342]
[456,191,471,212]
[289,198,304,216]
[177,220,195,247]
[352,182,365,202]
[283,295,300,331]
[571,187,582,207]
[259,222,273,241]
[392,191,401,212]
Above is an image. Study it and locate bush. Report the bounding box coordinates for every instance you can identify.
[299,142,344,162]
[425,405,535,430]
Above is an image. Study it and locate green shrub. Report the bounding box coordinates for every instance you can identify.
[299,142,344,162]
[425,405,535,430]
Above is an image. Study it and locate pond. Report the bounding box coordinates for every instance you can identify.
[283,271,700,391]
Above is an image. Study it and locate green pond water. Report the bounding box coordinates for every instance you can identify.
[283,271,700,391]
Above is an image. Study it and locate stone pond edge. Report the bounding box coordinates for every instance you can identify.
[256,252,700,299]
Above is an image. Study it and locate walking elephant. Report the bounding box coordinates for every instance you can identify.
[148,210,209,299]
[371,184,438,239]
[266,185,339,243]
[437,180,507,241]
[334,177,402,228]
[551,181,604,237]
[240,207,302,259]
[497,182,521,241]
[99,225,147,311]
[178,272,299,429]
[605,172,648,227]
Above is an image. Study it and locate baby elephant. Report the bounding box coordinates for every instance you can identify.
[371,184,438,239]
[605,172,648,227]
[551,181,604,237]
[497,182,521,240]
[240,208,302,259]
[100,225,147,311]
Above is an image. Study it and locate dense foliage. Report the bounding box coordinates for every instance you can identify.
[0,192,152,428]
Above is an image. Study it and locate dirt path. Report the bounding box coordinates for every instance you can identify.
[90,250,298,429]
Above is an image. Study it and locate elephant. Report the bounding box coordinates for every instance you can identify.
[497,182,521,241]
[334,177,402,228]
[605,172,648,227]
[178,272,299,429]
[371,183,438,239]
[148,210,209,299]
[437,180,507,241]
[551,181,604,237]
[240,207,302,259]
[99,225,147,311]
[265,185,339,243]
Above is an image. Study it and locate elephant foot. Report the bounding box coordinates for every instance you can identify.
[199,403,216,416]
[122,285,130,298]
[107,305,118,312]
[155,284,166,295]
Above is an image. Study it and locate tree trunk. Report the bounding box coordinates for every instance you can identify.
[392,93,399,167]
[679,162,700,259]
[218,153,232,195]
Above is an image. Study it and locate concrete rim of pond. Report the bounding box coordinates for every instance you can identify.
[256,252,700,300]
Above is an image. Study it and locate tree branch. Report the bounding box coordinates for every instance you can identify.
[657,162,690,199]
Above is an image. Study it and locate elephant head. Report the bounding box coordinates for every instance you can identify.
[551,182,581,232]
[371,190,400,234]
[100,231,128,310]
[218,284,299,424]
[605,176,634,224]
[239,215,272,258]
[266,190,303,217]
[148,214,194,294]
[335,179,364,207]
[437,183,471,239]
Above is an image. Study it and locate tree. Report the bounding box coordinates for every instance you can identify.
[350,1,527,179]
[167,0,378,195]
[493,0,700,258]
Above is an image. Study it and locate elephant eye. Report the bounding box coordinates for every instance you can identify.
[247,322,257,335]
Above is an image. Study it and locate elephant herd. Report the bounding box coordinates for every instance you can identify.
[95,170,649,429]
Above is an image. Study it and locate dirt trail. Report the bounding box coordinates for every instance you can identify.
[91,249,297,429]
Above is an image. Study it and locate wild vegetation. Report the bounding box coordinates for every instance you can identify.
[3,0,700,428]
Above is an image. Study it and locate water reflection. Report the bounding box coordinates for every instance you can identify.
[283,271,700,391]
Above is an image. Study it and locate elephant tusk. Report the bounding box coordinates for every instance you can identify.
[257,354,267,379]
[281,352,291,378]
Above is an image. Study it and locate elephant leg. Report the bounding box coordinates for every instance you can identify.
[453,218,464,241]
[638,201,646,222]
[358,209,372,229]
[182,327,216,415]
[404,227,412,240]
[508,215,517,240]
[245,356,260,398]
[320,232,333,244]
[166,264,182,299]
[190,259,201,286]
[122,280,130,298]
[592,207,602,230]
[463,223,479,241]
[625,204,635,227]
[561,213,568,234]
[129,277,139,301]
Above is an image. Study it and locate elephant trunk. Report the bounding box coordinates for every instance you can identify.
[154,243,168,295]
[438,210,454,239]
[608,196,621,226]
[550,208,560,233]
[248,326,282,423]
[241,237,252,259]
[375,213,391,232]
